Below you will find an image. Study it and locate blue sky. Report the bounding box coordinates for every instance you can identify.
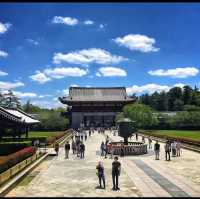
[0,3,200,108]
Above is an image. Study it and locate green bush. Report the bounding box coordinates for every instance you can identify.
[0,142,32,156]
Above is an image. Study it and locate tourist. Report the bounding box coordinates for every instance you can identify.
[142,136,145,143]
[65,141,70,159]
[72,139,76,154]
[135,132,138,141]
[171,140,177,157]
[96,161,106,189]
[105,135,109,145]
[164,140,171,161]
[80,142,85,158]
[154,140,160,160]
[112,156,121,191]
[176,140,181,156]
[89,129,91,137]
[120,144,125,157]
[104,143,108,159]
[84,131,87,141]
[54,142,59,156]
[101,141,105,156]
[76,140,81,157]
[148,137,152,149]
[109,143,114,159]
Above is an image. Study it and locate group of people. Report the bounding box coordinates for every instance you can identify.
[96,156,121,191]
[100,135,114,159]
[153,138,182,161]
[71,137,86,158]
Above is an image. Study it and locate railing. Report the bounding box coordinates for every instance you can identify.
[112,144,148,155]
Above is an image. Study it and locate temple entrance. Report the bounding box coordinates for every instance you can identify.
[83,115,115,127]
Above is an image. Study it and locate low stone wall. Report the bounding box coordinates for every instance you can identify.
[0,153,43,186]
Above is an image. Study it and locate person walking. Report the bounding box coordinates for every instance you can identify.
[65,141,70,159]
[142,136,145,143]
[101,141,105,156]
[171,140,177,157]
[176,140,181,157]
[112,156,121,191]
[104,144,108,159]
[71,139,76,154]
[80,142,85,158]
[148,137,152,149]
[154,140,160,160]
[54,142,59,156]
[85,132,87,141]
[96,161,106,189]
[89,130,91,137]
[135,132,138,141]
[165,140,171,161]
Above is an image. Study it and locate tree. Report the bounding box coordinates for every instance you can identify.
[168,87,183,111]
[0,90,21,109]
[183,85,193,105]
[123,103,158,129]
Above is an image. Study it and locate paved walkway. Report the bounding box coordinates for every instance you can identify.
[5,130,200,197]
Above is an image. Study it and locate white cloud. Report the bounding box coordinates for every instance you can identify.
[96,67,127,77]
[148,67,199,78]
[70,84,79,87]
[38,94,52,98]
[32,100,65,109]
[26,39,39,46]
[62,89,69,96]
[0,22,11,34]
[0,50,8,58]
[126,83,185,95]
[99,24,105,29]
[0,70,8,76]
[13,91,37,98]
[84,20,94,25]
[52,16,78,26]
[113,34,159,53]
[174,83,185,88]
[0,81,24,90]
[53,48,128,65]
[44,67,88,78]
[29,71,51,84]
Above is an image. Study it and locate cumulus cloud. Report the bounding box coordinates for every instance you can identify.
[126,83,185,95]
[26,39,39,46]
[0,50,8,58]
[32,100,65,109]
[38,94,52,98]
[113,34,159,53]
[0,22,11,34]
[52,16,78,26]
[44,67,88,78]
[96,67,127,77]
[0,81,24,90]
[62,89,69,96]
[148,67,199,78]
[13,91,37,98]
[0,70,8,76]
[29,71,51,84]
[83,20,94,25]
[53,48,128,65]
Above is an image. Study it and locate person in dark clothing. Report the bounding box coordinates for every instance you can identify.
[135,133,138,141]
[96,161,106,189]
[71,140,76,154]
[65,141,70,159]
[154,140,160,160]
[80,142,85,158]
[89,130,91,137]
[54,142,59,156]
[112,156,121,191]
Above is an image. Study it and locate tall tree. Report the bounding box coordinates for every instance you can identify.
[182,85,193,105]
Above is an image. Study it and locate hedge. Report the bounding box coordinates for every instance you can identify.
[139,130,200,147]
[46,132,67,145]
[0,146,36,173]
[0,142,32,156]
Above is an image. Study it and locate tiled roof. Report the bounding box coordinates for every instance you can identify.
[0,106,40,124]
[60,87,134,102]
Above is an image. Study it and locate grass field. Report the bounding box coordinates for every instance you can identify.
[145,130,200,141]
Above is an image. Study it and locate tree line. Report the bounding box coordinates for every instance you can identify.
[138,85,200,111]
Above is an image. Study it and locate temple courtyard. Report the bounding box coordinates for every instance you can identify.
[5,130,200,197]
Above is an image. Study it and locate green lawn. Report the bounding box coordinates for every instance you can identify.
[146,130,200,140]
[22,131,64,138]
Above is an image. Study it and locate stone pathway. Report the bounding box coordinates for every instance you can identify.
[5,130,200,197]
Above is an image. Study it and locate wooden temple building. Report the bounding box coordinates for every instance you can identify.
[59,87,134,129]
[0,106,40,138]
